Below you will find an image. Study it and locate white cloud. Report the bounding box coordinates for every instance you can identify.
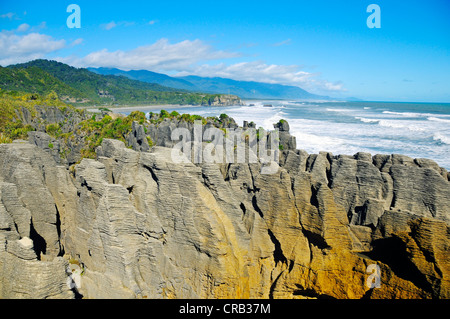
[101,21,135,30]
[0,22,86,66]
[0,30,66,66]
[101,21,117,30]
[58,38,344,93]
[70,38,84,46]
[176,61,345,93]
[322,81,345,91]
[30,21,47,32]
[0,12,17,20]
[272,39,291,47]
[16,23,30,32]
[61,38,241,72]
[0,26,344,94]
[176,61,307,83]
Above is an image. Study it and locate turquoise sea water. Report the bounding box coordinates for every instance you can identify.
[123,100,450,170]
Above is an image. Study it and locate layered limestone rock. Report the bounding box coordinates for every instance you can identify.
[279,149,449,298]
[0,119,449,299]
[66,141,275,298]
[0,142,74,298]
[206,94,244,106]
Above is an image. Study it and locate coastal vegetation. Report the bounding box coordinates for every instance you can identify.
[77,110,150,159]
[0,89,67,141]
[0,89,225,162]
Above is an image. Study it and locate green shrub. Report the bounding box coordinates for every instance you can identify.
[160,109,170,119]
[46,123,61,136]
[101,115,112,125]
[128,111,146,124]
[5,122,34,140]
[207,116,219,122]
[0,133,12,144]
[170,110,180,118]
[191,114,203,121]
[180,113,191,122]
[146,136,154,147]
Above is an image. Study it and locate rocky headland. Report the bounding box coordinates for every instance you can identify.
[0,104,449,299]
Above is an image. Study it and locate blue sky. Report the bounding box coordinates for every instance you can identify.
[1,0,449,102]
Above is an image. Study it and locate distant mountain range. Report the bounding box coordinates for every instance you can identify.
[88,67,198,91]
[0,59,357,105]
[88,67,333,100]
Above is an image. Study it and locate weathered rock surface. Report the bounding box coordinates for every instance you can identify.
[0,118,449,299]
[0,142,74,298]
[206,94,244,106]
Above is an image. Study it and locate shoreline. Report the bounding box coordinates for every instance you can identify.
[86,104,206,113]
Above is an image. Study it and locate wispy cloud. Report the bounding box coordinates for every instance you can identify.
[101,21,117,30]
[322,81,345,92]
[0,12,18,20]
[272,39,291,47]
[70,38,84,47]
[101,20,136,30]
[16,23,30,32]
[30,21,47,32]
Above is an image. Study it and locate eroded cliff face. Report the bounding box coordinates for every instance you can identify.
[0,120,449,299]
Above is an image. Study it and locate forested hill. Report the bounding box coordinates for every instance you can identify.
[1,59,242,106]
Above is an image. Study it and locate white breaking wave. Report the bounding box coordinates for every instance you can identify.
[433,133,450,145]
[326,108,353,112]
[137,101,450,170]
[262,112,285,130]
[356,117,380,123]
[382,111,425,117]
[377,120,425,131]
[293,131,346,151]
[383,111,450,118]
[427,117,450,123]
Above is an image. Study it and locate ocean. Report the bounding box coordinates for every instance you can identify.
[123,100,450,170]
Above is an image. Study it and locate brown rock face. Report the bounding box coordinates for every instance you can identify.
[1,132,449,298]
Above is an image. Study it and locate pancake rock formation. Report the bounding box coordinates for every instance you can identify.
[0,115,449,299]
